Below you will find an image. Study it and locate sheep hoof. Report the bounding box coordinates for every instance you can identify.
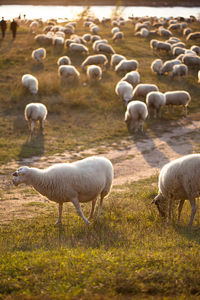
[55,220,62,227]
[85,220,90,226]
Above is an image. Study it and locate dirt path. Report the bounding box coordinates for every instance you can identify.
[1,118,200,223]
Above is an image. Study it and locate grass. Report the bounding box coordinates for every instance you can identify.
[1,16,200,299]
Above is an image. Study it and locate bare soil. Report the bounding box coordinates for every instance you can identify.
[1,117,200,224]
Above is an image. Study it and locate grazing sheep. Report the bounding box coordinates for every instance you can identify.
[90,25,99,35]
[136,28,149,37]
[81,54,108,70]
[112,31,124,41]
[172,64,188,78]
[91,35,101,43]
[190,45,200,55]
[186,32,200,42]
[155,41,172,54]
[31,48,46,62]
[34,34,53,46]
[30,21,39,33]
[86,65,102,81]
[125,101,148,133]
[22,74,38,95]
[12,156,114,225]
[96,43,115,54]
[183,27,192,36]
[158,27,172,37]
[172,47,186,56]
[182,54,200,68]
[69,43,89,54]
[58,65,80,83]
[151,59,163,75]
[57,56,71,66]
[110,54,126,69]
[152,154,200,227]
[53,36,64,47]
[121,71,140,86]
[132,83,159,99]
[115,59,139,74]
[150,39,158,51]
[24,103,47,133]
[83,33,92,43]
[92,39,108,52]
[111,27,120,34]
[164,90,191,115]
[115,81,133,104]
[160,59,181,75]
[146,91,166,118]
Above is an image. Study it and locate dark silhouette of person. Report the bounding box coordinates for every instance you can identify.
[0,17,7,39]
[10,19,18,39]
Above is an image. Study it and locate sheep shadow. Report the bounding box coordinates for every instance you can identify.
[18,130,45,163]
[30,62,44,73]
[173,223,200,245]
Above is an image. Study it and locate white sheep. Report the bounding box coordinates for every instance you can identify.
[112,31,124,41]
[82,33,92,43]
[96,43,115,54]
[155,41,172,54]
[146,91,166,119]
[92,39,108,52]
[172,64,188,78]
[69,43,89,54]
[132,83,159,99]
[57,56,71,66]
[160,59,181,75]
[58,65,80,83]
[186,32,200,42]
[115,59,139,74]
[111,27,120,35]
[53,36,64,47]
[81,54,108,70]
[12,156,114,225]
[164,90,191,115]
[182,54,200,68]
[125,101,148,133]
[31,48,46,62]
[151,59,163,75]
[24,103,47,133]
[152,154,200,227]
[30,21,39,33]
[121,71,140,86]
[34,34,53,46]
[110,54,126,69]
[90,25,100,35]
[190,45,200,55]
[115,80,133,104]
[86,65,102,81]
[22,74,38,95]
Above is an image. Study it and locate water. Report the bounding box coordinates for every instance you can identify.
[0,5,200,21]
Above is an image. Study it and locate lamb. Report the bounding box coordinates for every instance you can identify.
[112,31,124,41]
[12,156,114,225]
[22,74,38,95]
[31,48,46,62]
[160,59,181,75]
[58,65,80,83]
[132,83,159,99]
[96,43,115,54]
[152,153,200,227]
[164,90,191,115]
[121,71,140,86]
[146,91,166,118]
[151,59,163,75]
[69,43,89,54]
[86,65,102,81]
[172,64,188,78]
[24,103,47,133]
[125,101,148,133]
[57,56,71,66]
[115,80,133,104]
[110,54,126,69]
[81,54,108,70]
[115,59,139,74]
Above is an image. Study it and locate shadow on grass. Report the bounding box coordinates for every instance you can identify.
[173,223,200,245]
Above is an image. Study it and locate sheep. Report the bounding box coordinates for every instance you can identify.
[146,91,166,119]
[158,27,172,37]
[155,41,172,54]
[150,39,158,52]
[160,59,181,75]
[30,21,39,33]
[69,43,89,54]
[186,32,200,42]
[34,34,52,46]
[12,156,114,225]
[96,43,115,54]
[58,65,80,83]
[53,36,64,47]
[151,59,163,75]
[132,83,159,99]
[152,154,200,227]
[182,54,200,68]
[110,54,126,69]
[90,25,99,35]
[24,103,47,133]
[136,28,149,37]
[91,35,101,43]
[121,71,140,86]
[183,27,192,36]
[164,90,191,115]
[115,80,133,104]
[125,101,148,133]
[57,56,71,66]
[190,45,200,55]
[82,33,92,43]
[172,64,188,78]
[31,48,46,62]
[81,54,108,70]
[92,39,108,52]
[112,31,124,41]
[86,65,102,81]
[115,59,139,74]
[22,74,38,95]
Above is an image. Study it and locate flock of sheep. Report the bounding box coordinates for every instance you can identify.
[12,13,200,227]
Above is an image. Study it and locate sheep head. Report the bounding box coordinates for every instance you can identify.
[152,194,167,218]
[12,166,30,186]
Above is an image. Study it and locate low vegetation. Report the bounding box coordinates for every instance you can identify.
[0,14,200,299]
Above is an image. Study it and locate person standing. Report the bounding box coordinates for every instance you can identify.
[0,17,7,39]
[10,19,18,39]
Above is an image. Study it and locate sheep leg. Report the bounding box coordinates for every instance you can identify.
[31,121,35,133]
[55,202,63,225]
[184,105,187,116]
[88,198,97,220]
[188,196,198,227]
[97,195,104,219]
[71,197,90,225]
[178,199,185,222]
[167,198,172,224]
[40,119,44,130]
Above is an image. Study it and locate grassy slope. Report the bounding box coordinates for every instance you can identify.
[0,17,200,299]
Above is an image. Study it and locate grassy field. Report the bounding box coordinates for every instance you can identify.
[0,15,200,299]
